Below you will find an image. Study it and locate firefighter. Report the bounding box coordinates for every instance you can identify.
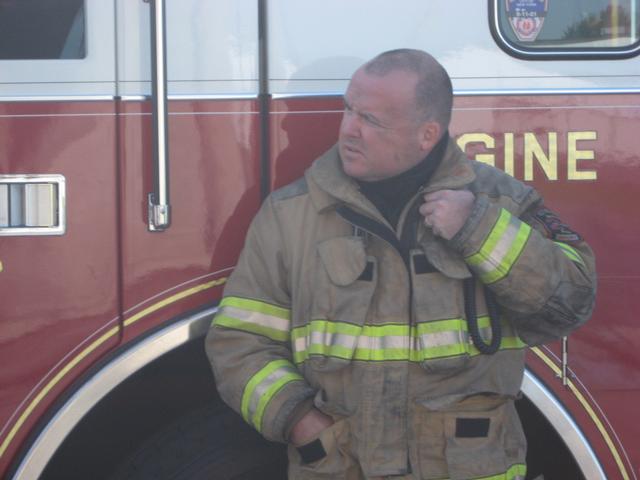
[205,49,596,479]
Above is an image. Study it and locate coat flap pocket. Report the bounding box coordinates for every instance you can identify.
[419,230,471,280]
[317,236,367,286]
[443,398,526,480]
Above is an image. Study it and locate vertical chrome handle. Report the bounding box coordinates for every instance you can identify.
[561,336,569,386]
[147,0,170,231]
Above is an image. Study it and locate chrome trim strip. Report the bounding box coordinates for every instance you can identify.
[119,94,260,102]
[11,307,216,480]
[270,92,344,100]
[272,88,640,99]
[0,95,115,103]
[0,174,66,236]
[1,89,638,104]
[455,87,640,96]
[521,372,606,480]
[168,93,260,101]
[491,0,640,58]
[118,95,148,102]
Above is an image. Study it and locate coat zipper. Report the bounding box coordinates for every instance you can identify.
[336,194,424,476]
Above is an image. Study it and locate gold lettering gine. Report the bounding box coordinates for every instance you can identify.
[504,133,515,177]
[456,131,597,181]
[524,133,558,181]
[457,133,495,167]
[568,131,597,180]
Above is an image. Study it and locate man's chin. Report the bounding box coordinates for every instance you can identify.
[341,159,365,180]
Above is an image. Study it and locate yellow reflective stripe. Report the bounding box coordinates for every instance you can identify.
[241,360,302,432]
[467,209,531,284]
[213,296,291,342]
[214,314,289,341]
[554,241,585,266]
[220,296,290,320]
[291,318,525,363]
[468,209,512,267]
[471,463,527,480]
[291,320,363,363]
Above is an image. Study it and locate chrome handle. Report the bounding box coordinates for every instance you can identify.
[147,0,171,231]
[0,174,66,236]
[561,336,569,386]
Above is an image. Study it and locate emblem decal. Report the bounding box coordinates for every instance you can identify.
[505,0,548,42]
[532,206,582,244]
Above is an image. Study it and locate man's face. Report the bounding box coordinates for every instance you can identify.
[338,68,430,182]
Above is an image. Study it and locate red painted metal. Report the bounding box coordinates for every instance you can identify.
[0,98,262,475]
[0,101,121,473]
[117,99,261,342]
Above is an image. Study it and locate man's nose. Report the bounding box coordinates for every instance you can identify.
[340,111,361,138]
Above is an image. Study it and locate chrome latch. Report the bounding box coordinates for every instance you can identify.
[148,193,170,231]
[0,174,66,236]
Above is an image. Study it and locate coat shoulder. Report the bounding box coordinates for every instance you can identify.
[271,176,309,202]
[470,162,538,207]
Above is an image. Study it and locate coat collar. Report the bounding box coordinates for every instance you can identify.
[306,138,477,215]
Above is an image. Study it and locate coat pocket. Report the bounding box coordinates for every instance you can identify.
[294,236,377,372]
[442,397,526,480]
[289,418,353,477]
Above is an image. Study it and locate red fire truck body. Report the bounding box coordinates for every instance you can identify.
[1,1,639,479]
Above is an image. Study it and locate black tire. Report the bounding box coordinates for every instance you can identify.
[109,402,288,480]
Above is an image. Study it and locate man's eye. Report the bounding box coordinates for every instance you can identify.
[363,115,383,127]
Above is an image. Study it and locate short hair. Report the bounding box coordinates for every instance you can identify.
[364,49,453,130]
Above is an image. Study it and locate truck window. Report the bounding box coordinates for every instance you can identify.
[0,0,85,59]
[491,0,640,57]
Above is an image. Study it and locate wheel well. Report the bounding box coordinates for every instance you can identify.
[20,312,597,480]
[516,394,585,479]
[41,337,226,479]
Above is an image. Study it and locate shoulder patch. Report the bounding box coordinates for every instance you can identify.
[532,206,582,243]
[271,177,308,201]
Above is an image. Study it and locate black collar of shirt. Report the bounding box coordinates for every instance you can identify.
[356,131,449,228]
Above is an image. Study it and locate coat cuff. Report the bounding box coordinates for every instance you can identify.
[449,194,491,253]
[266,385,316,443]
[453,199,534,286]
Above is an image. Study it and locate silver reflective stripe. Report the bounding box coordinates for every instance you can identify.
[222,305,289,333]
[293,335,308,353]
[309,330,358,350]
[247,364,298,423]
[356,335,410,350]
[475,218,520,274]
[418,329,464,348]
[295,327,468,354]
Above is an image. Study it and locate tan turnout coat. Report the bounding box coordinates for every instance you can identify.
[206,139,596,479]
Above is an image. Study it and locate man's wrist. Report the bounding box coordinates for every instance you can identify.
[284,397,315,442]
[288,407,334,447]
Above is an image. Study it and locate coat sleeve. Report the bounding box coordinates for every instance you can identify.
[450,187,596,346]
[205,195,315,442]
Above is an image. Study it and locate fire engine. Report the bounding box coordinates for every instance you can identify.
[1,1,638,478]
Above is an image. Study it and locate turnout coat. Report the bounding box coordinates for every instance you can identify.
[206,139,596,479]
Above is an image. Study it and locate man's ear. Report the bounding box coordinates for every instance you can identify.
[418,121,442,152]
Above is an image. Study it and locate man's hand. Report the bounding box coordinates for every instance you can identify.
[419,189,475,240]
[289,408,334,446]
